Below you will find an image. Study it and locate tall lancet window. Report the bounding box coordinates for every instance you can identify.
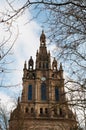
[55,87,59,101]
[28,85,32,100]
[41,83,46,100]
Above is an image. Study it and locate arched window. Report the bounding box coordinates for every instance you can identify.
[43,62,45,68]
[46,63,48,69]
[55,87,59,101]
[31,108,34,113]
[40,108,43,114]
[45,108,48,114]
[41,83,46,100]
[60,108,62,115]
[25,107,28,113]
[39,62,41,68]
[28,85,32,100]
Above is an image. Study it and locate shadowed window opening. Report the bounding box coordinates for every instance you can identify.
[40,108,43,114]
[46,63,48,69]
[31,108,34,113]
[28,85,32,100]
[45,108,48,114]
[60,108,62,115]
[55,87,59,101]
[41,83,46,100]
[25,107,28,113]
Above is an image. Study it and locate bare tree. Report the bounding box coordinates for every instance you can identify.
[0,0,86,129]
[0,18,18,87]
[0,104,9,130]
[1,1,85,81]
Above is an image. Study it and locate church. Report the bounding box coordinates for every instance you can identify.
[9,31,77,130]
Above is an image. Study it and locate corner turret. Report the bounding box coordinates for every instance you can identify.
[52,57,58,71]
[59,63,63,79]
[23,61,27,78]
[28,56,34,70]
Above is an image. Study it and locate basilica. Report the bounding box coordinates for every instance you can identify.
[9,31,77,130]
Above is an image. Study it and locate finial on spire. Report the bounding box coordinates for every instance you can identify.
[42,30,44,34]
[40,30,46,44]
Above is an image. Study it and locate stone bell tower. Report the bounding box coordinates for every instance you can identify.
[9,31,77,130]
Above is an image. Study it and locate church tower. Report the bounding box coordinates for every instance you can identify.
[9,31,77,130]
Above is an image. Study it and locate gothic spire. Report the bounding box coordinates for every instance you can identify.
[24,61,27,69]
[40,30,46,46]
[59,63,63,70]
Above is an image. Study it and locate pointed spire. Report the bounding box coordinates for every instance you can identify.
[59,63,63,70]
[40,30,46,45]
[53,57,57,64]
[59,63,63,79]
[52,57,57,71]
[24,61,27,69]
[36,50,38,56]
[42,30,44,34]
[18,97,20,104]
[28,56,34,70]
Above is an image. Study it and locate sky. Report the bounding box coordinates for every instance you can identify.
[0,0,55,110]
[0,0,41,109]
[0,1,85,129]
[0,0,77,110]
[0,0,72,110]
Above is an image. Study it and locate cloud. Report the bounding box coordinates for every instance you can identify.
[0,0,56,109]
[10,11,41,86]
[0,92,15,111]
[0,1,41,107]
